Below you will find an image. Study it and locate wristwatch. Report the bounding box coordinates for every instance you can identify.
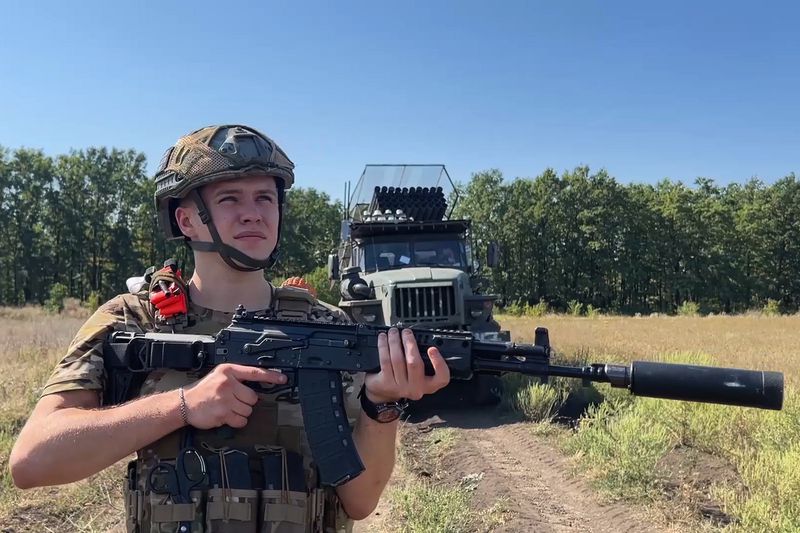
[359,385,408,423]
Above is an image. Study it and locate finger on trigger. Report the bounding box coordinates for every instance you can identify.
[229,365,287,384]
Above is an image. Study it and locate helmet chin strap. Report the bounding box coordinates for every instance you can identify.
[186,189,280,272]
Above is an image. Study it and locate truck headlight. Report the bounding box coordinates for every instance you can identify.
[353,304,383,324]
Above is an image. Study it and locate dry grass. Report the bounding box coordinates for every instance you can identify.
[498,313,800,533]
[0,305,125,531]
[0,308,87,434]
[499,313,798,382]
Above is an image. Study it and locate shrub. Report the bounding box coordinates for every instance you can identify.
[45,283,68,313]
[585,304,601,318]
[524,299,549,317]
[677,300,700,317]
[565,397,671,498]
[762,298,781,316]
[85,291,102,312]
[503,300,525,316]
[567,300,584,316]
[514,382,566,422]
[302,266,340,305]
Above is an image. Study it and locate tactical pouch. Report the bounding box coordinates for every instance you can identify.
[147,489,204,533]
[259,489,308,533]
[319,489,353,533]
[206,488,259,533]
[259,448,309,533]
[206,450,253,490]
[124,461,143,533]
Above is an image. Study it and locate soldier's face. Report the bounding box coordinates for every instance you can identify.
[195,174,281,261]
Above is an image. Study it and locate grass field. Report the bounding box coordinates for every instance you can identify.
[0,308,797,531]
[0,303,126,532]
[499,312,800,533]
[501,313,795,381]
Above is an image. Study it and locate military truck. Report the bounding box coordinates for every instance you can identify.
[328,164,508,404]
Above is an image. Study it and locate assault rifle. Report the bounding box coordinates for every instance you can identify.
[103,305,784,488]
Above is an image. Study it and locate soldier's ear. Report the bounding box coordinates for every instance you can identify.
[174,204,201,239]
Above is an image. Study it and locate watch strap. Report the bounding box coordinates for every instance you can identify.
[358,385,407,423]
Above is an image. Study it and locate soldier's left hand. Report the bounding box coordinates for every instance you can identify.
[364,328,451,403]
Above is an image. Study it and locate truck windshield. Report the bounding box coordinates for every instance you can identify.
[363,240,465,272]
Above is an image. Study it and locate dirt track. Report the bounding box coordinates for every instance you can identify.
[359,407,672,533]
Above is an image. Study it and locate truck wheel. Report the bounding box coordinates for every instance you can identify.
[472,374,503,406]
[408,374,502,411]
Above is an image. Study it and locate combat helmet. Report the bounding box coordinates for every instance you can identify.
[154,125,295,271]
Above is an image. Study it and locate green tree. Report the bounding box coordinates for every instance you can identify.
[278,188,342,277]
[3,149,53,304]
[452,169,509,298]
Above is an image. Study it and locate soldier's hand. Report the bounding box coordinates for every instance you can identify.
[364,328,451,403]
[182,364,287,429]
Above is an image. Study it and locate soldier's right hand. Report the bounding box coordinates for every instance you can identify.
[182,364,287,430]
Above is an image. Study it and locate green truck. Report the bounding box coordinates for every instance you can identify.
[328,165,508,404]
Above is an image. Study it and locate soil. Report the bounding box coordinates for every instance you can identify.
[656,445,739,527]
[357,406,739,533]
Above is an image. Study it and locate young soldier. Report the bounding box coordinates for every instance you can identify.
[9,125,451,532]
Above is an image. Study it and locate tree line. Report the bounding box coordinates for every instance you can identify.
[1,145,797,314]
[455,167,800,314]
[0,146,341,308]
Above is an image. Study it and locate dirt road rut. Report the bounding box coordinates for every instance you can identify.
[361,408,670,533]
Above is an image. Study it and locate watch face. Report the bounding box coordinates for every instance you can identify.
[375,406,402,423]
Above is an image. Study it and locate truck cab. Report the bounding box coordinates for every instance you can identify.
[330,164,508,341]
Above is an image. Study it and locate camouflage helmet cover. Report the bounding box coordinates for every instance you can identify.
[155,124,295,239]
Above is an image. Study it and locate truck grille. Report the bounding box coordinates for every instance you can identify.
[394,285,457,322]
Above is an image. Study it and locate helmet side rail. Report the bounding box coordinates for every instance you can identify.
[102,308,785,487]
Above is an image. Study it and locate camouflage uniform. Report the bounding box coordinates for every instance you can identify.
[42,285,363,532]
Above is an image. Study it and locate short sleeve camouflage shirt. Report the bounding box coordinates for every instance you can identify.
[41,293,156,398]
[42,285,363,532]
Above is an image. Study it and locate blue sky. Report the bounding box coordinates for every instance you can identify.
[1,1,797,202]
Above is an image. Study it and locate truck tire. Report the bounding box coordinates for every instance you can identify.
[409,374,502,411]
